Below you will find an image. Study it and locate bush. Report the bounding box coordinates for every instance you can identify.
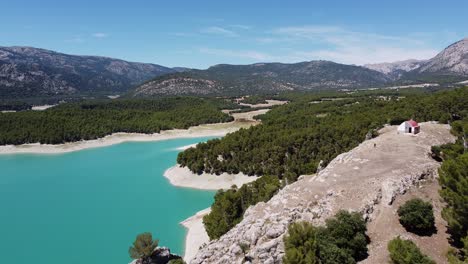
[283,222,320,264]
[388,237,435,264]
[203,175,281,239]
[323,210,369,261]
[397,198,436,235]
[283,211,368,264]
[129,232,159,260]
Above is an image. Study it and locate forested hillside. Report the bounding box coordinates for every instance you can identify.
[178,87,468,181]
[0,97,234,145]
[432,119,468,263]
[132,61,392,97]
[196,87,467,241]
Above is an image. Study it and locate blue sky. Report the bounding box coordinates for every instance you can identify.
[1,0,467,68]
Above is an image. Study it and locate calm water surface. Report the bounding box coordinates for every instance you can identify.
[0,137,216,264]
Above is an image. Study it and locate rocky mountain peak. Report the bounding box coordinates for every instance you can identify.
[417,37,468,75]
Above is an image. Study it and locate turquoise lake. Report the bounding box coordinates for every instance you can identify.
[0,137,216,264]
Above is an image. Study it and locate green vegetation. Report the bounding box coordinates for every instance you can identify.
[179,88,468,182]
[203,175,281,239]
[129,232,159,260]
[388,237,435,264]
[0,97,233,145]
[283,222,320,264]
[397,198,436,235]
[439,149,468,245]
[239,95,269,105]
[283,211,368,264]
[430,114,468,262]
[0,101,32,111]
[192,88,468,240]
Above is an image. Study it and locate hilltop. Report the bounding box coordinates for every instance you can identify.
[190,123,455,263]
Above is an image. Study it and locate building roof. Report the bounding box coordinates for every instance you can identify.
[407,119,419,127]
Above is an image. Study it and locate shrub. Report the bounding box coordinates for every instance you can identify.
[283,211,368,264]
[203,175,281,239]
[323,210,369,261]
[129,232,159,260]
[283,222,320,264]
[397,198,436,235]
[388,237,435,264]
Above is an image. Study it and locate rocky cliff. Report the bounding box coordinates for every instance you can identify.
[190,123,455,264]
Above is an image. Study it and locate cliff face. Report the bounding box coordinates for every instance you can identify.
[190,123,455,264]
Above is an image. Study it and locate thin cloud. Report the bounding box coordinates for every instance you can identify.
[199,48,272,61]
[65,36,85,43]
[92,33,109,38]
[267,25,440,64]
[201,26,239,37]
[170,32,196,37]
[229,24,251,30]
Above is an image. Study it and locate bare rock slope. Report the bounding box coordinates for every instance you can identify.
[418,38,468,76]
[191,122,455,264]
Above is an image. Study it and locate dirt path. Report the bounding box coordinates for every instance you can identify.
[190,122,455,264]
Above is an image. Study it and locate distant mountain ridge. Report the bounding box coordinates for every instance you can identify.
[417,38,468,75]
[364,59,427,79]
[132,60,392,96]
[364,38,468,80]
[0,46,177,99]
[1,38,467,99]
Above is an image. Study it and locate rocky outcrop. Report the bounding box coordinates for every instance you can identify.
[190,123,455,264]
[364,59,426,80]
[131,247,182,264]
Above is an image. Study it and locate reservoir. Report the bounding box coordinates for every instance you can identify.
[0,137,216,264]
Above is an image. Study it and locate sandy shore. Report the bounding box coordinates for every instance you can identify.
[0,108,269,155]
[181,208,212,262]
[164,165,258,191]
[0,120,256,155]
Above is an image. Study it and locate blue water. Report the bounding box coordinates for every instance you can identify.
[0,137,216,264]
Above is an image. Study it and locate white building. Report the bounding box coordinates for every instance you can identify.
[398,119,420,134]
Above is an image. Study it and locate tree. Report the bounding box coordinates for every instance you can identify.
[439,153,468,247]
[129,232,159,260]
[388,237,435,264]
[324,210,369,261]
[283,222,320,264]
[397,198,436,236]
[283,211,369,264]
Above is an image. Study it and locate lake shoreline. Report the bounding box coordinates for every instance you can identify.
[1,108,267,264]
[164,165,258,191]
[0,109,269,155]
[0,121,253,155]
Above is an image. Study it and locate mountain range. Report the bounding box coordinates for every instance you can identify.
[1,38,467,99]
[132,38,468,96]
[365,38,468,80]
[0,47,178,99]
